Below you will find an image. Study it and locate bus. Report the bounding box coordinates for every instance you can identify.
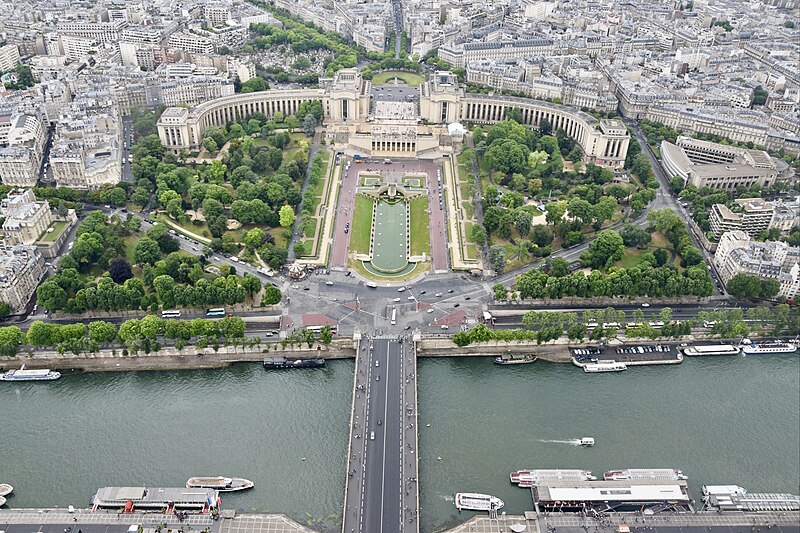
[390,307,397,325]
[161,309,181,318]
[307,325,337,336]
[206,308,226,317]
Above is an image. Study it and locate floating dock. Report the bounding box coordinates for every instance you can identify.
[571,345,682,367]
[532,479,692,513]
[703,485,800,512]
[92,487,219,513]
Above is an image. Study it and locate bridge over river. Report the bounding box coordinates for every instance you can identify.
[342,335,419,533]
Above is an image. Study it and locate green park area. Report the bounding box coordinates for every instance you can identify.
[409,197,430,257]
[349,195,375,255]
[371,70,426,86]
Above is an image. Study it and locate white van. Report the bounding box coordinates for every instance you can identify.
[370,431,375,440]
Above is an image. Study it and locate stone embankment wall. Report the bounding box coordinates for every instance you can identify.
[1,339,356,373]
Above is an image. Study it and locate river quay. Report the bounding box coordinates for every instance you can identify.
[2,509,798,533]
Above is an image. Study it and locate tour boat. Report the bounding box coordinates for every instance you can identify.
[682,344,740,356]
[186,476,254,492]
[494,354,537,365]
[455,492,504,511]
[580,437,595,446]
[742,341,797,355]
[0,483,12,496]
[603,469,687,481]
[0,365,61,381]
[583,361,627,373]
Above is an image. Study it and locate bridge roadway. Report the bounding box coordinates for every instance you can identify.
[342,336,419,533]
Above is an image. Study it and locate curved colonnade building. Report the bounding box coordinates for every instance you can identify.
[158,69,629,169]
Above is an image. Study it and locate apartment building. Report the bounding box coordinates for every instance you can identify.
[0,188,53,246]
[0,245,45,315]
[204,5,231,28]
[0,43,21,72]
[714,230,800,300]
[709,198,775,239]
[167,32,215,54]
[0,114,46,188]
[56,20,127,44]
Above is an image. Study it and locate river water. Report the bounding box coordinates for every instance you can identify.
[2,356,798,533]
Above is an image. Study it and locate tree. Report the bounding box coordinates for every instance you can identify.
[108,257,133,283]
[241,77,269,93]
[279,205,295,228]
[319,325,333,344]
[584,230,625,268]
[37,280,68,311]
[244,228,266,249]
[134,237,161,265]
[485,139,529,175]
[539,118,552,136]
[619,224,652,248]
[514,209,532,236]
[726,274,780,300]
[241,274,262,299]
[302,114,317,136]
[653,248,670,267]
[567,198,594,226]
[0,301,9,319]
[203,137,218,154]
[262,285,282,305]
[492,283,508,300]
[471,224,487,245]
[88,321,118,344]
[647,208,683,233]
[545,201,566,225]
[531,225,554,247]
[489,245,507,274]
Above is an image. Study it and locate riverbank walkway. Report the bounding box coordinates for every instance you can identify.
[341,335,419,533]
[442,511,800,533]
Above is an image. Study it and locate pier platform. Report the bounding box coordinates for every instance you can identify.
[442,511,800,533]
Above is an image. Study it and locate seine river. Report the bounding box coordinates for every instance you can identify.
[2,355,798,533]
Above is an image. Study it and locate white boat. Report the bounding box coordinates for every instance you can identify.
[580,437,595,446]
[682,344,740,356]
[510,469,596,487]
[583,360,627,373]
[0,483,12,496]
[186,476,254,492]
[0,365,61,381]
[603,469,687,481]
[455,492,504,511]
[742,341,797,355]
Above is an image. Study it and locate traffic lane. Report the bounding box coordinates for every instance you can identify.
[382,340,403,533]
[364,340,390,533]
[428,170,448,271]
[331,160,357,268]
[1,525,134,533]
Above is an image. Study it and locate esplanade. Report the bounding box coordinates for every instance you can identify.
[157,69,629,168]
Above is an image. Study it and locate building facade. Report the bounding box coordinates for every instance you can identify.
[0,245,45,315]
[661,136,779,190]
[714,230,800,301]
[0,189,53,246]
[157,70,630,168]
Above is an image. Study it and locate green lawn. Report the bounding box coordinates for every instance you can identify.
[462,200,475,219]
[268,227,290,249]
[371,70,426,86]
[39,221,68,242]
[409,196,430,257]
[614,248,647,269]
[349,195,374,254]
[123,235,139,263]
